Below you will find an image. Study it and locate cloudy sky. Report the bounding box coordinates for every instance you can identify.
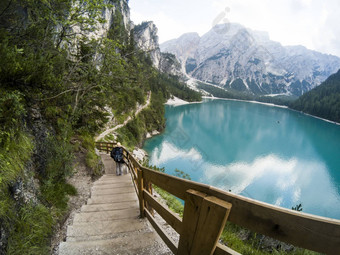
[130,0,340,57]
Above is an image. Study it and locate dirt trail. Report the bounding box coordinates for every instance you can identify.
[95,91,151,142]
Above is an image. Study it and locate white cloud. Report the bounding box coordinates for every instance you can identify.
[149,141,202,166]
[129,0,340,56]
[148,139,340,218]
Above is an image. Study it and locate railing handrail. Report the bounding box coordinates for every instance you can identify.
[95,142,340,255]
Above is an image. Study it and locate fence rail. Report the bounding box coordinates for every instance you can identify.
[95,142,340,255]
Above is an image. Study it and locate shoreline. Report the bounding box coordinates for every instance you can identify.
[143,95,339,157]
[202,96,289,109]
[203,96,340,126]
[165,96,202,106]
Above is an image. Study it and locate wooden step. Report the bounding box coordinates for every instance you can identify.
[81,201,138,212]
[87,193,137,205]
[91,182,134,190]
[59,231,170,255]
[91,187,135,196]
[73,208,139,223]
[93,179,131,186]
[67,219,148,241]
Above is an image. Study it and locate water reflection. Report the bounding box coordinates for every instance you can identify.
[144,99,340,219]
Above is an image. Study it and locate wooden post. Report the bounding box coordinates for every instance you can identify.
[178,189,232,255]
[144,179,154,216]
[178,190,207,254]
[137,169,145,218]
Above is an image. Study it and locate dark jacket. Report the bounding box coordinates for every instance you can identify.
[110,147,124,163]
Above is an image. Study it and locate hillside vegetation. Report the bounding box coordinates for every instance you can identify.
[0,0,200,253]
[290,69,340,123]
[197,82,296,106]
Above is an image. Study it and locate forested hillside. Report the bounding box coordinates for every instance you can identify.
[0,0,200,253]
[197,82,295,106]
[290,69,340,123]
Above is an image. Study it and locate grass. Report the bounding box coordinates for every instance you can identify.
[7,203,54,255]
[153,185,184,217]
[151,176,320,255]
[0,132,33,190]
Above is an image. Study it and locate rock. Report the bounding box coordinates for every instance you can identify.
[134,21,161,68]
[132,148,148,162]
[161,23,340,96]
[151,130,160,136]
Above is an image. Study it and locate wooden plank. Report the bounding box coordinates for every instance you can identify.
[177,190,207,255]
[214,243,241,255]
[190,195,232,255]
[143,167,211,200]
[208,186,340,254]
[126,157,137,181]
[143,166,340,254]
[123,147,340,254]
[145,209,178,254]
[143,190,182,234]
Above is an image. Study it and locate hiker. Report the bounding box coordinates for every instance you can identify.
[110,142,124,176]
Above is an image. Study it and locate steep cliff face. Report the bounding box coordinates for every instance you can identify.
[133,21,161,68]
[161,32,200,74]
[161,23,340,96]
[159,52,182,77]
[93,0,131,39]
[60,0,131,56]
[133,21,183,77]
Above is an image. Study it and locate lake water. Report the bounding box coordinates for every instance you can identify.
[143,99,340,220]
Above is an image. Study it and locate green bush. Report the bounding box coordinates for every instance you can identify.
[7,203,54,255]
[80,133,102,177]
[39,135,75,212]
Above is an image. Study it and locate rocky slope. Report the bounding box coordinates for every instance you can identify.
[134,21,183,77]
[161,23,340,96]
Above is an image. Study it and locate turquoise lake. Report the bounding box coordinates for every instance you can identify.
[143,99,340,220]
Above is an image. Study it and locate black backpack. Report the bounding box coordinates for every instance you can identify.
[111,147,123,162]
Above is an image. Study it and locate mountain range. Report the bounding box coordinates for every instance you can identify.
[161,23,340,96]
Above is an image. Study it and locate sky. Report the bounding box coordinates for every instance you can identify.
[129,0,340,57]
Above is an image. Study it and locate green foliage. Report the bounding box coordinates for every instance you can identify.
[0,0,200,252]
[39,135,75,211]
[153,186,184,217]
[116,91,166,148]
[292,203,303,212]
[220,222,319,255]
[290,69,340,123]
[197,82,294,106]
[174,169,191,180]
[0,91,26,147]
[7,203,54,255]
[80,133,102,177]
[0,91,33,191]
[0,132,33,190]
[155,73,202,102]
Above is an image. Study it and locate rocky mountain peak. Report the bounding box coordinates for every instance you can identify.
[133,21,161,68]
[161,23,340,96]
[133,21,183,76]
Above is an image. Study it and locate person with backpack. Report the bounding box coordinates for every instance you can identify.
[110,142,125,176]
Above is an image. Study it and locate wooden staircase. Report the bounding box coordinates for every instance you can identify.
[58,154,171,255]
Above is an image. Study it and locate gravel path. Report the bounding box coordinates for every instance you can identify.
[95,91,151,141]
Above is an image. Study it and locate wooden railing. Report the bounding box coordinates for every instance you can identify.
[95,141,117,154]
[96,142,340,255]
